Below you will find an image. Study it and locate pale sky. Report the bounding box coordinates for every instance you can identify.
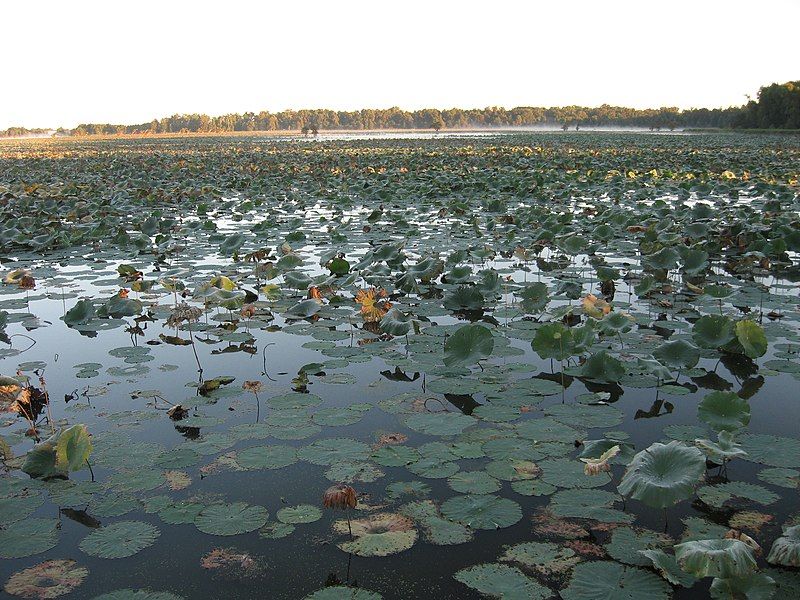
[1,0,798,129]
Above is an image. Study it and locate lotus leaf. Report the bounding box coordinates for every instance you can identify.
[443,324,494,367]
[618,441,706,509]
[767,525,800,567]
[674,538,757,578]
[698,392,751,432]
[335,513,417,557]
[441,494,522,529]
[454,563,552,600]
[561,561,671,600]
[194,503,268,536]
[79,521,160,559]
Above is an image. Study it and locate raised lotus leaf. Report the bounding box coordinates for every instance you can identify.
[379,308,414,336]
[734,320,768,359]
[618,440,706,509]
[709,573,776,600]
[531,323,575,361]
[695,431,748,462]
[22,424,92,480]
[653,339,700,370]
[578,350,625,383]
[692,314,736,349]
[443,323,494,367]
[674,538,758,579]
[698,391,751,432]
[767,525,800,567]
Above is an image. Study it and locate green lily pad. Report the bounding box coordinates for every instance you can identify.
[194,502,268,536]
[561,561,671,600]
[550,489,633,523]
[454,563,552,600]
[400,500,473,545]
[447,471,501,494]
[0,518,59,558]
[235,445,298,470]
[79,521,160,559]
[298,438,371,465]
[440,494,522,529]
[276,505,322,524]
[335,513,417,557]
[405,412,476,436]
[303,586,381,600]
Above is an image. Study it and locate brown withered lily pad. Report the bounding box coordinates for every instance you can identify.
[4,560,88,599]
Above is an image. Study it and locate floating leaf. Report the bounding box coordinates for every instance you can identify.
[79,521,160,559]
[454,563,552,600]
[276,505,322,524]
[440,494,522,529]
[194,503,268,536]
[0,518,59,559]
[561,561,671,600]
[4,559,89,599]
[335,513,417,557]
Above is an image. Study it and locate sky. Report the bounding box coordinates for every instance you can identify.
[1,0,798,129]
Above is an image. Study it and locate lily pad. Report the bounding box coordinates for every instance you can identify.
[440,494,522,529]
[560,561,671,600]
[79,521,160,559]
[194,503,269,536]
[454,563,552,600]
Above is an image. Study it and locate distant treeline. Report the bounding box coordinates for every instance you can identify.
[733,81,800,129]
[2,81,798,137]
